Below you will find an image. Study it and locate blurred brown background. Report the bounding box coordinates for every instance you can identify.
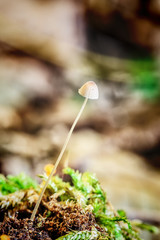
[0,1,160,239]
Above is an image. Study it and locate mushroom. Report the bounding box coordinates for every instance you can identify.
[30,81,99,221]
[78,81,99,99]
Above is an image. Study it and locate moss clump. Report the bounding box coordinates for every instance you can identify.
[0,167,159,239]
[0,173,38,195]
[40,199,103,238]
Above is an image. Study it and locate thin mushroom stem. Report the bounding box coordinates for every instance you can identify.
[30,97,88,221]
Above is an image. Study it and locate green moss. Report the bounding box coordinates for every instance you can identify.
[0,173,38,195]
[0,168,159,239]
[56,228,107,240]
[63,167,106,215]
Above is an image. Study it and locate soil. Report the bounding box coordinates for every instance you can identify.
[0,198,104,240]
[0,217,52,240]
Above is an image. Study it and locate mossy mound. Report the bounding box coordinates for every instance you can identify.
[0,168,159,239]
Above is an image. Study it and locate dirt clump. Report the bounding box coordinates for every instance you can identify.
[0,217,52,240]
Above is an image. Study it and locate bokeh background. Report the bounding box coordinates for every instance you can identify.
[0,0,160,239]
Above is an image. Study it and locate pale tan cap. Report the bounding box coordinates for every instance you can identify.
[78,81,99,99]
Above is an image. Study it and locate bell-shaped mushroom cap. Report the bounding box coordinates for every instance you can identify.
[78,81,99,99]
